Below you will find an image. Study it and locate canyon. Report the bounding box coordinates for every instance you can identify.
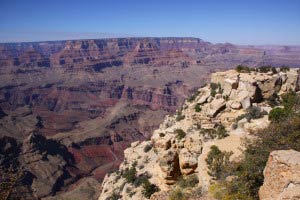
[1,37,300,199]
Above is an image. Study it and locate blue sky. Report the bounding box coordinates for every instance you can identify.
[0,0,299,44]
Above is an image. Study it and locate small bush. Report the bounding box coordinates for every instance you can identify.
[122,165,137,183]
[169,188,187,200]
[280,66,290,72]
[143,144,152,153]
[235,65,252,73]
[268,107,288,122]
[206,145,233,180]
[210,82,218,97]
[258,66,272,73]
[210,89,217,97]
[178,174,199,188]
[175,129,186,140]
[210,82,218,91]
[200,125,228,140]
[159,133,165,137]
[195,103,202,112]
[176,111,185,121]
[142,179,159,199]
[107,191,122,200]
[236,106,267,122]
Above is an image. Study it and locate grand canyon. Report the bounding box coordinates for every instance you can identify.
[1,37,300,199]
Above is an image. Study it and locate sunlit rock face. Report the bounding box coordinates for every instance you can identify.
[1,37,300,199]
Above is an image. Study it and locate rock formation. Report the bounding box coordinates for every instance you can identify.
[99,68,300,200]
[259,150,300,200]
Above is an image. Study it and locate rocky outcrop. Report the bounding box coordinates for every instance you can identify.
[99,68,300,200]
[259,150,300,200]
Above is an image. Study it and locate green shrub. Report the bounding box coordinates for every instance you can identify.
[210,82,218,91]
[210,82,218,97]
[210,89,217,97]
[280,66,290,72]
[235,65,252,73]
[216,125,229,139]
[200,125,228,140]
[107,191,122,200]
[268,107,288,122]
[206,145,233,180]
[142,179,159,199]
[143,144,152,153]
[176,111,185,121]
[168,188,187,200]
[258,66,272,73]
[195,103,202,112]
[175,129,186,140]
[178,174,199,188]
[159,133,165,137]
[236,106,267,122]
[122,165,137,183]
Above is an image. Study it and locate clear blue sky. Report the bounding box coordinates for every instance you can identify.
[0,0,300,45]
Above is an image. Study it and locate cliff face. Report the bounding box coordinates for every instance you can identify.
[99,68,300,200]
[1,38,300,199]
[259,150,300,200]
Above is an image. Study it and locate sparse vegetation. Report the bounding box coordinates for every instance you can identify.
[235,65,252,73]
[107,191,122,200]
[159,133,165,137]
[200,124,228,140]
[142,179,159,199]
[169,188,187,200]
[280,66,290,72]
[236,106,267,122]
[195,103,202,112]
[207,91,300,199]
[206,145,233,180]
[175,129,186,140]
[176,111,185,121]
[177,174,199,188]
[143,144,152,153]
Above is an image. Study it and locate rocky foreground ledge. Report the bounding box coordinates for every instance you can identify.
[99,68,300,200]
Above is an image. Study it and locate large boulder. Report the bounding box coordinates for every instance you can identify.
[158,150,181,185]
[202,98,226,117]
[179,148,198,175]
[259,150,300,200]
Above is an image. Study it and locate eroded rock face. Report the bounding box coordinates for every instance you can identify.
[158,150,181,184]
[98,68,300,200]
[259,150,300,200]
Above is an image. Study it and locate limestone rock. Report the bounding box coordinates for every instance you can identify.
[259,150,300,200]
[202,98,226,117]
[196,87,211,104]
[179,148,198,175]
[158,150,181,185]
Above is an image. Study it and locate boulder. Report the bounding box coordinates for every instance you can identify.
[179,149,198,175]
[259,150,300,200]
[195,87,211,104]
[203,98,226,117]
[158,150,181,184]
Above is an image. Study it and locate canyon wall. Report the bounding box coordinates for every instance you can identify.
[0,37,300,199]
